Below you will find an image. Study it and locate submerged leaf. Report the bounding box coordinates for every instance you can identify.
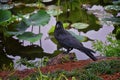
[17,32,43,42]
[25,10,50,26]
[71,23,89,30]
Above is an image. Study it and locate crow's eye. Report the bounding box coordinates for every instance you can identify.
[56,21,63,29]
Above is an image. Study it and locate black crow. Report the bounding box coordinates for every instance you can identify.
[54,21,97,61]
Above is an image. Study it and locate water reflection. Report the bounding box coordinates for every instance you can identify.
[75,24,114,60]
[22,17,114,60]
[0,5,115,70]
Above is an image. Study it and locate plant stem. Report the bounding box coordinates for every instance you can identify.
[57,0,61,21]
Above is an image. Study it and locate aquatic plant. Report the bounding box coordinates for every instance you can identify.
[0,9,50,42]
[103,0,120,39]
[93,33,120,57]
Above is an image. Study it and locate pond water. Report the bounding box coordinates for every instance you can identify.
[23,5,114,59]
[23,16,114,59]
[2,5,115,70]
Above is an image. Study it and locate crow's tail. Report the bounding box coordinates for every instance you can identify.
[78,47,97,61]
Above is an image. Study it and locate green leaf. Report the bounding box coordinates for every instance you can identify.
[47,9,63,16]
[68,31,87,42]
[25,10,50,26]
[104,5,120,11]
[113,1,120,5]
[71,23,89,30]
[0,4,14,10]
[46,6,63,16]
[17,32,43,42]
[48,23,69,34]
[7,21,29,35]
[0,10,12,25]
[103,17,120,24]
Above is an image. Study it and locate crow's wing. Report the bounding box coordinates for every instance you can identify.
[57,30,83,49]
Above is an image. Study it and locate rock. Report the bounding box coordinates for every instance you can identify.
[47,53,76,65]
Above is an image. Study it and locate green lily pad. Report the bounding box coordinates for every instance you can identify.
[48,23,69,34]
[12,5,36,15]
[113,1,120,5]
[17,32,43,42]
[7,21,29,36]
[25,10,50,26]
[47,9,63,16]
[46,5,63,16]
[0,10,12,25]
[42,0,52,2]
[68,31,88,42]
[104,5,120,11]
[71,23,89,30]
[103,17,120,24]
[0,4,14,10]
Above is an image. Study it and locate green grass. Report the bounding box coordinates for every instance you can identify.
[6,60,120,80]
[93,33,120,57]
[85,60,120,74]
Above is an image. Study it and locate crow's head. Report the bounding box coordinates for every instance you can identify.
[55,21,64,30]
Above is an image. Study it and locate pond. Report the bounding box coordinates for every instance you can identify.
[0,2,115,70]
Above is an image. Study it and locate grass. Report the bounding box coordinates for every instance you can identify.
[85,60,120,74]
[6,59,120,80]
[93,33,120,57]
[0,63,13,71]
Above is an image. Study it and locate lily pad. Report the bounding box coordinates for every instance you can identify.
[25,10,50,26]
[12,5,36,15]
[104,5,120,11]
[48,23,69,34]
[113,1,120,5]
[17,32,43,42]
[68,31,88,42]
[103,17,120,24]
[0,4,14,10]
[7,21,29,36]
[47,9,63,16]
[0,10,12,25]
[46,5,63,16]
[42,0,52,2]
[71,23,89,30]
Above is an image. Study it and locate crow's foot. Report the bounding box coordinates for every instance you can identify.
[63,51,69,54]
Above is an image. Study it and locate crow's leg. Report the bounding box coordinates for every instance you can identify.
[66,48,73,53]
[57,45,62,50]
[63,48,73,54]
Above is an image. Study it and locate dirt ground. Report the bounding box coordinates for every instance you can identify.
[0,56,120,80]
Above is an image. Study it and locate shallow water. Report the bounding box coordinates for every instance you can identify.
[22,17,114,60]
[7,5,114,70]
[22,5,114,60]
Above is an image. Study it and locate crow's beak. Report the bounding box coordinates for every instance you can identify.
[55,21,63,29]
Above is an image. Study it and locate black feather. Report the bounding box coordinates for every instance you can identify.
[54,21,97,61]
